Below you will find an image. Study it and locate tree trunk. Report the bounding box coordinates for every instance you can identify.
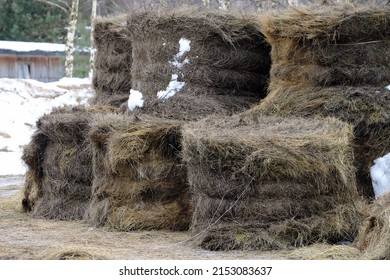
[64,0,79,78]
[89,0,97,79]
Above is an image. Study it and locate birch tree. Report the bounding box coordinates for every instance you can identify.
[36,0,79,77]
[64,0,79,77]
[89,0,97,79]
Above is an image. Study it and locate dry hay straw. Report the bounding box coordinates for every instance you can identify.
[126,7,271,120]
[356,192,390,259]
[286,243,361,260]
[36,247,109,260]
[0,190,23,212]
[182,113,367,251]
[256,4,390,197]
[21,105,116,220]
[91,15,132,107]
[84,113,191,231]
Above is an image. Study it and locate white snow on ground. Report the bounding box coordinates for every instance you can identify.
[370,152,390,198]
[386,85,390,90]
[128,89,144,111]
[157,38,191,100]
[0,77,93,176]
[0,40,65,53]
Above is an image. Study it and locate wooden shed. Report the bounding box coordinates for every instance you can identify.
[0,41,65,82]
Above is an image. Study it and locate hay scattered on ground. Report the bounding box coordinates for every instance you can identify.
[0,190,23,212]
[286,243,361,260]
[36,248,109,260]
[256,4,390,197]
[84,113,191,231]
[356,192,390,259]
[91,15,132,107]
[126,8,271,120]
[182,113,366,251]
[22,105,115,220]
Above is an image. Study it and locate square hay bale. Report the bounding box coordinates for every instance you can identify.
[126,7,271,120]
[84,114,191,231]
[256,4,390,197]
[91,15,132,107]
[260,4,390,87]
[357,193,390,259]
[22,106,115,219]
[255,85,390,197]
[182,113,366,250]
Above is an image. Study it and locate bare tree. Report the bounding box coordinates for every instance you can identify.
[89,0,97,79]
[36,0,79,77]
[64,0,79,77]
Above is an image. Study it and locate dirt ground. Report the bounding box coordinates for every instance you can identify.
[0,179,285,260]
[0,177,361,260]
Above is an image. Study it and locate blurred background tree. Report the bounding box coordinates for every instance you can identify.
[0,0,388,78]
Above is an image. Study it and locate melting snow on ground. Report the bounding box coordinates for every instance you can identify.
[127,89,144,111]
[0,77,93,176]
[157,38,191,100]
[370,152,390,198]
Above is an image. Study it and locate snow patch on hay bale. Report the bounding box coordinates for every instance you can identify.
[84,114,191,231]
[182,113,366,250]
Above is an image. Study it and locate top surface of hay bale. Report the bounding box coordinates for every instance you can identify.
[93,14,128,44]
[260,4,390,44]
[127,8,264,46]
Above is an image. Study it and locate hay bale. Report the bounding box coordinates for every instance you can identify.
[182,113,366,250]
[91,15,132,107]
[356,193,390,259]
[22,106,115,219]
[126,8,271,120]
[256,4,390,197]
[84,114,191,231]
[254,85,390,197]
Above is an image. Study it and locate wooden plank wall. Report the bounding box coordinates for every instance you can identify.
[0,55,64,82]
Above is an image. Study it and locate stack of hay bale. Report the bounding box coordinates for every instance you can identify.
[182,113,367,250]
[254,4,390,197]
[81,9,272,231]
[91,15,132,108]
[127,8,271,121]
[21,106,111,219]
[84,114,191,231]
